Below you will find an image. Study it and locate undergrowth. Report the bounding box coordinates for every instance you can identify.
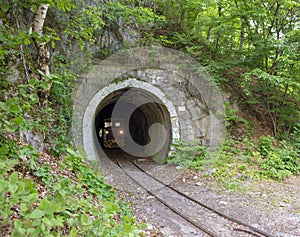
[0,73,143,236]
[168,134,300,184]
[0,139,142,236]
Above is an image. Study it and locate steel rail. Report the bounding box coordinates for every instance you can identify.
[129,156,276,237]
[113,153,218,237]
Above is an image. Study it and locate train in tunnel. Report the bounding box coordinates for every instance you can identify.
[100,118,125,149]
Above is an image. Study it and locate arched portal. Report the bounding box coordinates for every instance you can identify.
[72,46,226,167]
[82,79,179,163]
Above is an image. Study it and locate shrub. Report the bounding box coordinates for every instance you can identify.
[259,136,300,180]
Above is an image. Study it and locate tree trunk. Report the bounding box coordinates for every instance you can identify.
[32,4,50,103]
[238,17,246,59]
[33,4,50,77]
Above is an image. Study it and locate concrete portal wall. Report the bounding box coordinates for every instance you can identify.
[72,46,226,162]
[124,69,210,143]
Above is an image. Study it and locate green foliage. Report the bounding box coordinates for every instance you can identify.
[168,135,300,184]
[0,171,141,236]
[166,140,208,169]
[289,125,300,152]
[0,139,142,236]
[258,136,300,180]
[0,24,22,72]
[0,79,141,235]
[224,102,249,129]
[243,68,300,137]
[0,138,19,176]
[63,4,105,50]
[158,0,300,138]
[0,2,145,232]
[47,71,76,156]
[62,147,116,200]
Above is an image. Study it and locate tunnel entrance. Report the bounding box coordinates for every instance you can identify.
[94,87,172,163]
[74,48,225,167]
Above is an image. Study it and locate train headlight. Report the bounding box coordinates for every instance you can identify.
[119,130,124,134]
[105,131,109,134]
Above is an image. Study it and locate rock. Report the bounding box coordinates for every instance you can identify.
[7,68,20,83]
[146,223,153,230]
[20,130,44,152]
[195,182,202,186]
[219,201,228,206]
[146,195,155,200]
[104,175,114,183]
[160,227,172,237]
[237,173,243,179]
[206,168,216,175]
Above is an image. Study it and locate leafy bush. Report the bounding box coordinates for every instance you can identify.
[0,69,142,237]
[62,147,116,201]
[167,136,299,183]
[0,172,141,236]
[0,141,143,236]
[166,140,208,169]
[259,136,300,180]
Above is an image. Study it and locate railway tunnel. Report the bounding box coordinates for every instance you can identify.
[94,87,172,163]
[72,46,226,167]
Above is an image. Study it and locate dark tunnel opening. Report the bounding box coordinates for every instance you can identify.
[94,87,172,163]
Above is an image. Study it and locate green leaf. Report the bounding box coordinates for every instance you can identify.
[22,103,31,110]
[40,81,49,90]
[50,217,64,227]
[14,219,22,229]
[70,227,78,237]
[37,69,45,76]
[80,213,89,224]
[10,104,21,113]
[66,147,77,156]
[13,219,25,235]
[32,219,41,226]
[30,5,37,13]
[30,209,45,219]
[19,31,25,39]
[0,146,9,155]
[1,2,10,12]
[38,199,51,210]
[20,203,29,213]
[17,181,25,193]
[29,93,39,103]
[13,117,24,125]
[42,217,53,226]
[19,88,27,97]
[29,79,38,85]
[20,193,38,203]
[9,183,18,193]
[9,172,18,184]
[0,180,8,193]
[24,38,31,46]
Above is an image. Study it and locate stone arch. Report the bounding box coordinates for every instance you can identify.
[72,46,226,164]
[82,78,179,162]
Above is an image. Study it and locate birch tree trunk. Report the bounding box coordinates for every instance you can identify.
[33,4,50,77]
[32,4,50,103]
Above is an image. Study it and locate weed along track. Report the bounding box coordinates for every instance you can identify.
[110,151,276,237]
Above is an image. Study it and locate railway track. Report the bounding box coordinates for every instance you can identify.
[110,151,276,237]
